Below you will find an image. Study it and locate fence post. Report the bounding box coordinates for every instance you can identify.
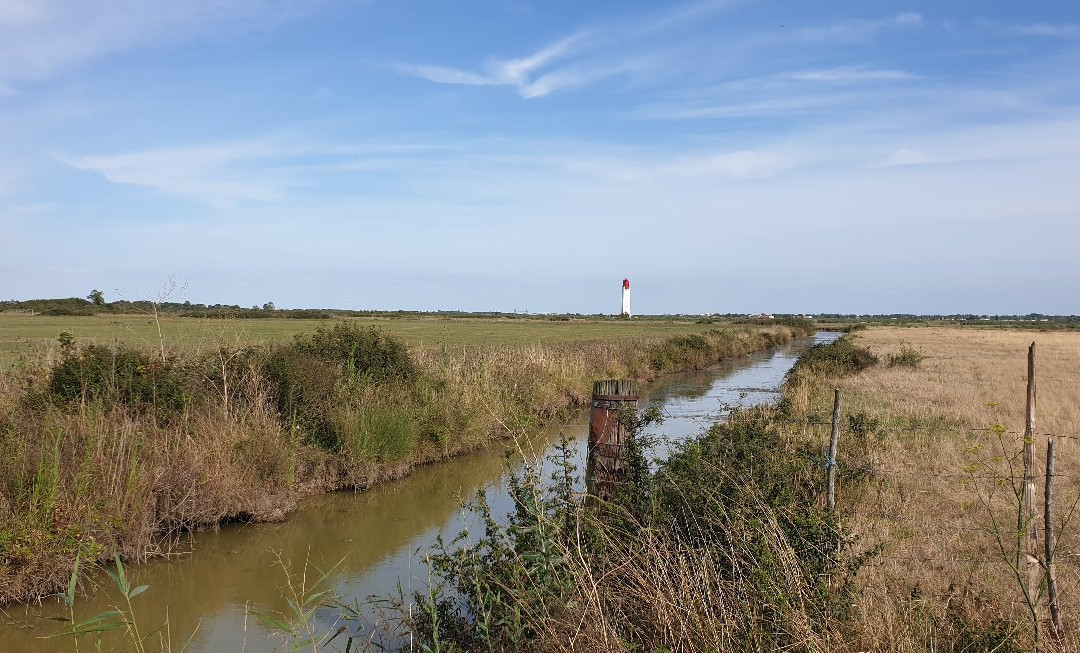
[1023,342,1040,631]
[827,388,841,512]
[586,380,638,501]
[1045,435,1063,640]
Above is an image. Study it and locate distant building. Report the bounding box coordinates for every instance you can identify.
[621,279,632,317]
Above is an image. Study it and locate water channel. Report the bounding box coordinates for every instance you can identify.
[0,331,839,652]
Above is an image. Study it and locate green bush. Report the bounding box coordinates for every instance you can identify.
[261,348,340,448]
[261,324,420,451]
[648,334,713,372]
[776,316,815,331]
[791,337,878,377]
[291,322,416,383]
[47,343,186,412]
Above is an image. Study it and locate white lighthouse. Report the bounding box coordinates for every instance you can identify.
[621,278,632,317]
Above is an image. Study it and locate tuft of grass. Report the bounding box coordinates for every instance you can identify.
[887,342,924,368]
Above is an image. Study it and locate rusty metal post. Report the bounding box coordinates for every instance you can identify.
[586,380,638,501]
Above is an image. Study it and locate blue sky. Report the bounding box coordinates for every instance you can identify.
[1,0,1078,314]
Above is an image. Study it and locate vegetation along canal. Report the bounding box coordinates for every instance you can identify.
[0,331,839,652]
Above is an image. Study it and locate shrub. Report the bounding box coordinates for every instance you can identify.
[888,343,924,368]
[260,324,419,451]
[791,337,878,377]
[261,348,340,448]
[291,323,416,383]
[47,343,187,412]
[648,334,713,372]
[776,316,815,331]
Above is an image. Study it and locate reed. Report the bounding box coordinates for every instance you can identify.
[408,405,855,652]
[0,322,809,604]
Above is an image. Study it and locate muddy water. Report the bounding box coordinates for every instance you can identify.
[0,332,838,652]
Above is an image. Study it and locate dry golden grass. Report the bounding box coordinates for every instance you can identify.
[844,327,1080,436]
[0,323,805,604]
[794,327,1080,651]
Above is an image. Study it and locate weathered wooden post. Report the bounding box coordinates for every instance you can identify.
[1045,435,1063,640]
[1023,342,1040,631]
[827,388,841,512]
[586,380,638,501]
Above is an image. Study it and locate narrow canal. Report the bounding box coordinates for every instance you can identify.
[0,331,839,652]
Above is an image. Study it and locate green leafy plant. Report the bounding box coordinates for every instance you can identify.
[249,552,351,653]
[46,553,200,653]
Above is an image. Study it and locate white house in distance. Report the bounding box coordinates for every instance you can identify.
[621,278,632,317]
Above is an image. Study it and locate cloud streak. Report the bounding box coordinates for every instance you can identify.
[396,8,926,99]
[395,34,591,98]
[394,1,741,98]
[0,0,319,87]
[59,139,294,208]
[788,67,917,82]
[1014,23,1080,38]
[790,11,923,44]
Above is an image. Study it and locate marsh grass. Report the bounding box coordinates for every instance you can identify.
[0,322,810,604]
[407,405,863,653]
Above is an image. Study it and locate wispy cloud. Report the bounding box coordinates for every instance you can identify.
[397,7,924,99]
[59,139,294,208]
[56,138,453,207]
[395,1,738,98]
[0,0,319,87]
[788,67,917,82]
[1013,23,1080,38]
[395,34,591,98]
[395,32,649,99]
[791,12,923,44]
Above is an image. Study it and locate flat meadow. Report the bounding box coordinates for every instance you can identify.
[784,325,1080,650]
[0,312,721,368]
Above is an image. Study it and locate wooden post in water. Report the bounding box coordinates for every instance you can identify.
[587,380,638,501]
[827,388,841,512]
[1023,342,1040,631]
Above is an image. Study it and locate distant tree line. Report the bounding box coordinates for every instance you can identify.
[1,295,1077,324]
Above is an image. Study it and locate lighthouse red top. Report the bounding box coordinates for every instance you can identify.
[623,279,630,289]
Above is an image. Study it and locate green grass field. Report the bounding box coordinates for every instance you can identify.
[0,312,723,367]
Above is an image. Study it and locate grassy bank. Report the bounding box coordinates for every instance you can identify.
[402,328,1080,652]
[0,320,810,604]
[406,353,863,652]
[782,327,1080,651]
